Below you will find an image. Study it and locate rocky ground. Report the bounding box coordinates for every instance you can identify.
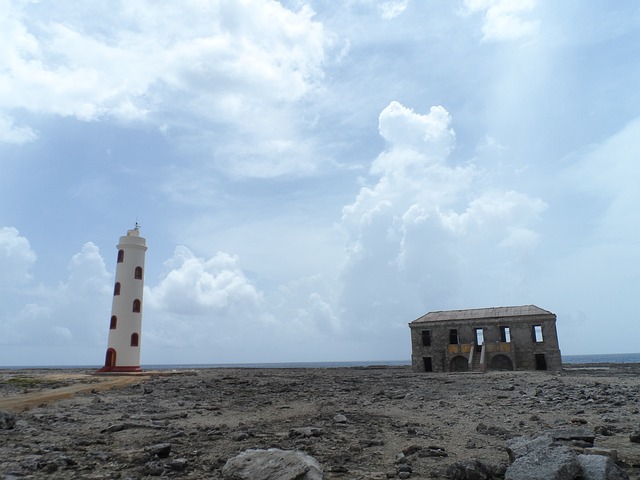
[2,364,640,479]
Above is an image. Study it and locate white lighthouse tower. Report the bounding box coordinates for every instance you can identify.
[99,225,147,372]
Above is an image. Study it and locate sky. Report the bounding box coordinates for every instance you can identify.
[1,0,640,366]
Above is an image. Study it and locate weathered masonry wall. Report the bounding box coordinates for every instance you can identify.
[409,306,562,373]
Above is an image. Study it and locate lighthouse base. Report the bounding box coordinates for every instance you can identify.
[97,365,143,373]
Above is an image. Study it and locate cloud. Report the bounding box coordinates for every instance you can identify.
[146,246,263,315]
[339,101,546,339]
[0,115,37,144]
[1,0,330,177]
[0,227,37,286]
[142,246,275,361]
[462,0,539,42]
[0,241,111,354]
[379,0,410,20]
[377,102,455,157]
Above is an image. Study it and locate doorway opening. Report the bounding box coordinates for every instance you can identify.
[535,353,547,370]
[423,357,433,372]
[105,348,116,368]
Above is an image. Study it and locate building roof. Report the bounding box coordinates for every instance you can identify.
[410,305,553,325]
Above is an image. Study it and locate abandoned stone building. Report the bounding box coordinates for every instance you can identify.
[409,305,562,372]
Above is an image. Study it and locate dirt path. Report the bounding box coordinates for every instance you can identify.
[0,375,146,412]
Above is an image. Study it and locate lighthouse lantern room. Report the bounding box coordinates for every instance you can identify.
[98,225,147,372]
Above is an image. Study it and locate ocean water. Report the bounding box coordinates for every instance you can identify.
[3,354,640,370]
[561,353,640,364]
[143,360,412,370]
[147,354,640,369]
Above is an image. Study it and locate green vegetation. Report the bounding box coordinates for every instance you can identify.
[1,376,61,387]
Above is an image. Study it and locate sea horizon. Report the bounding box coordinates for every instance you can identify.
[2,352,640,370]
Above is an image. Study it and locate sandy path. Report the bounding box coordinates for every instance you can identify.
[0,375,146,412]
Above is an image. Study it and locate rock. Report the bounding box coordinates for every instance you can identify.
[396,464,412,478]
[577,455,629,480]
[333,414,347,423]
[419,446,447,457]
[222,448,323,480]
[506,435,554,462]
[0,410,17,430]
[233,432,250,441]
[445,459,500,480]
[147,442,172,458]
[595,425,615,436]
[583,448,618,463]
[402,445,421,456]
[143,460,164,476]
[548,427,595,445]
[628,430,640,443]
[505,446,580,480]
[168,458,188,471]
[359,438,384,447]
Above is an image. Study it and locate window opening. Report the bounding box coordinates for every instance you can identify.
[132,299,141,313]
[423,357,433,372]
[113,282,121,296]
[110,316,117,329]
[421,330,431,347]
[117,250,124,263]
[474,328,484,346]
[134,266,143,280]
[130,333,139,347]
[500,326,511,343]
[449,329,459,345]
[532,325,544,343]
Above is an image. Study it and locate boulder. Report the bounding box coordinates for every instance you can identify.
[577,455,629,480]
[506,435,553,462]
[505,446,580,480]
[222,448,323,480]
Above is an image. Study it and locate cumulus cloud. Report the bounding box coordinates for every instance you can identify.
[462,0,539,42]
[377,102,455,158]
[0,227,37,287]
[146,246,262,315]
[0,0,329,176]
[142,246,275,361]
[339,101,546,341]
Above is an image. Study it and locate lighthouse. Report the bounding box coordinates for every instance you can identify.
[99,225,147,372]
